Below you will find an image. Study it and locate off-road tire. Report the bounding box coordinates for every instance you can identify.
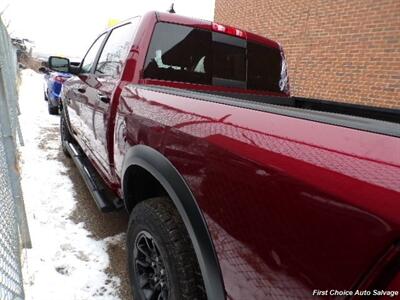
[127,197,206,300]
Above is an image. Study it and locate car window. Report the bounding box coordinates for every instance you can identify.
[95,19,139,78]
[212,34,246,83]
[144,22,212,85]
[81,33,107,73]
[143,22,285,93]
[247,41,283,92]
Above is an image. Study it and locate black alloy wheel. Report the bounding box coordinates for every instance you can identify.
[134,231,169,300]
[127,197,206,300]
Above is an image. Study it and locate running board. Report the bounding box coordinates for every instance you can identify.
[64,141,122,213]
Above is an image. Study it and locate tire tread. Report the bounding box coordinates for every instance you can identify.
[128,197,206,300]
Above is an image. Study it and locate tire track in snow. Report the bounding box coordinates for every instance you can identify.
[19,70,130,300]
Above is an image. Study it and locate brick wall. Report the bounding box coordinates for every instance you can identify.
[214,0,400,108]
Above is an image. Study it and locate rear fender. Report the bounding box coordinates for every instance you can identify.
[122,145,225,300]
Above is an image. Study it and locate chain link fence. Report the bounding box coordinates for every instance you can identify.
[0,16,30,300]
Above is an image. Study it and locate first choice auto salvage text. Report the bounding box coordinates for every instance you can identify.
[312,289,399,297]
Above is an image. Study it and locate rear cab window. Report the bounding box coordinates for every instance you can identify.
[143,22,288,94]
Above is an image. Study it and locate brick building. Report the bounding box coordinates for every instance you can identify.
[214,0,400,108]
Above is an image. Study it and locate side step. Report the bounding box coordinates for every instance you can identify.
[64,141,123,213]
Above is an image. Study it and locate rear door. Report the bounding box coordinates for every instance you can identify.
[86,20,139,176]
[65,33,107,145]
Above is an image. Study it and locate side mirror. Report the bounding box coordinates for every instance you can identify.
[48,56,70,73]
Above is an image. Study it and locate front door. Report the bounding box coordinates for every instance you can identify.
[69,33,108,150]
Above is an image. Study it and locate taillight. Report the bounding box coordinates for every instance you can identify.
[212,22,246,38]
[54,75,67,83]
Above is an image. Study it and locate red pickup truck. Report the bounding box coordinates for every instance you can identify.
[48,11,400,300]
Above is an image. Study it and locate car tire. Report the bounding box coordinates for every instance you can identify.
[48,101,59,115]
[44,91,48,101]
[127,197,206,300]
[60,112,73,158]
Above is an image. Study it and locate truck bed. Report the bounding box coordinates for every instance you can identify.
[117,81,400,298]
[139,84,400,138]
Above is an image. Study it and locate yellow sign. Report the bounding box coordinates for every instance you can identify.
[107,18,121,28]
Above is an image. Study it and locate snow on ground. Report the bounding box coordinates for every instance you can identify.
[19,69,123,300]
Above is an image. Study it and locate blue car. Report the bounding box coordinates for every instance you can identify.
[43,71,71,115]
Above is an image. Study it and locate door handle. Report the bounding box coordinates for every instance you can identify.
[77,87,86,93]
[98,92,110,104]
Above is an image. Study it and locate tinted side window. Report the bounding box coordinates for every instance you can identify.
[95,20,139,78]
[81,33,107,73]
[144,23,212,84]
[247,42,282,92]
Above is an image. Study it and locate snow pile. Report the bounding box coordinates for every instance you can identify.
[19,70,122,300]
